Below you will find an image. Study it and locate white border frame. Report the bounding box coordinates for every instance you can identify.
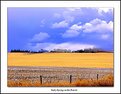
[1,1,120,93]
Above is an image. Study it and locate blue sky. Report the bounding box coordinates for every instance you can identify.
[8,8,114,51]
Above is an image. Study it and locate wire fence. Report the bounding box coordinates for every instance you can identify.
[8,67,113,85]
[8,73,105,84]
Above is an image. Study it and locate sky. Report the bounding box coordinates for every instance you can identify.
[8,8,114,52]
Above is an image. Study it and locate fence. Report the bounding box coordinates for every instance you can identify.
[39,74,100,84]
[8,73,102,84]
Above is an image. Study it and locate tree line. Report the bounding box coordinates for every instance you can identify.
[10,48,110,53]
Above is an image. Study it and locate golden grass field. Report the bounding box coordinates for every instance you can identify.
[8,53,113,68]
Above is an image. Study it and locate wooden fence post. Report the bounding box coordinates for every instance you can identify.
[40,75,42,84]
[97,74,99,80]
[70,75,72,83]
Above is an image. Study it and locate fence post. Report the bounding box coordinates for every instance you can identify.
[70,75,72,83]
[97,74,99,80]
[40,75,42,84]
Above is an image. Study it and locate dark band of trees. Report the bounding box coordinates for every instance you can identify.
[10,48,111,53]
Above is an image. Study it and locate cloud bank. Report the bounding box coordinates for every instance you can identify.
[83,18,113,33]
[62,18,113,38]
[27,42,96,51]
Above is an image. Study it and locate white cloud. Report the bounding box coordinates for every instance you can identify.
[27,42,96,51]
[27,43,50,51]
[62,18,113,38]
[62,24,82,38]
[97,8,113,15]
[45,43,95,51]
[52,8,77,28]
[52,20,69,28]
[63,8,82,23]
[31,32,49,42]
[108,21,113,31]
[52,7,83,29]
[70,24,82,31]
[83,18,113,33]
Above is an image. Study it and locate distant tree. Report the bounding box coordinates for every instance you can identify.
[10,48,107,53]
[38,49,48,53]
[10,49,30,53]
[73,49,84,53]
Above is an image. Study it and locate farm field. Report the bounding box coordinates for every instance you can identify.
[8,66,113,87]
[8,52,114,87]
[8,53,113,68]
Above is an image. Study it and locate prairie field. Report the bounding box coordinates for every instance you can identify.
[8,73,114,87]
[8,66,113,87]
[8,53,113,68]
[8,52,114,87]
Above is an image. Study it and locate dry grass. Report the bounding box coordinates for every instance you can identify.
[97,74,114,86]
[8,53,113,68]
[8,80,42,87]
[8,74,114,87]
[72,74,114,87]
